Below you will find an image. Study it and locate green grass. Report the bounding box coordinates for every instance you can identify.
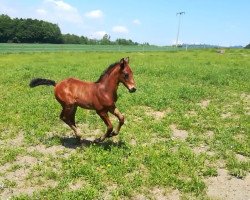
[0,43,178,53]
[0,48,249,199]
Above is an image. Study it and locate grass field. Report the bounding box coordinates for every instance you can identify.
[0,48,249,199]
[0,43,180,53]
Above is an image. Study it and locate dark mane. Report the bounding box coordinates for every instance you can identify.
[95,62,120,83]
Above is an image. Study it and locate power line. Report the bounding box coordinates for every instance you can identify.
[176,11,185,47]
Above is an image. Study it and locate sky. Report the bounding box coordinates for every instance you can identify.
[0,0,249,46]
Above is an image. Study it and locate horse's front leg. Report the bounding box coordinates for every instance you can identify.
[94,110,113,143]
[109,107,124,136]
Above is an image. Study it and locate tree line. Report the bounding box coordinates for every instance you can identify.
[0,15,62,43]
[0,14,140,45]
[62,33,139,45]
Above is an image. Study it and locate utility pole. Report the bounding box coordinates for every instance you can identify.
[176,11,185,47]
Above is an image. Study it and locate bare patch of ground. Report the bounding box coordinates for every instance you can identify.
[102,184,118,200]
[0,162,13,174]
[215,160,226,168]
[170,124,188,141]
[0,132,25,147]
[240,93,250,116]
[197,100,210,109]
[0,152,57,199]
[142,106,171,120]
[69,179,86,191]
[192,145,215,156]
[205,169,250,200]
[0,155,38,175]
[27,144,71,157]
[0,180,57,200]
[132,187,180,200]
[3,168,27,184]
[0,136,72,199]
[0,140,41,198]
[236,154,249,162]
[221,112,232,119]
[221,112,240,119]
[206,130,214,139]
[8,132,24,147]
[245,110,250,115]
[130,138,137,146]
[132,194,147,200]
[150,187,180,200]
[240,93,250,102]
[16,155,38,166]
[233,133,246,142]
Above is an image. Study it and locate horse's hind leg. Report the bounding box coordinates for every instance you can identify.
[60,104,79,138]
[70,106,78,127]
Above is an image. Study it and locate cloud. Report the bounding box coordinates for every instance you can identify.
[133,19,141,25]
[36,9,47,15]
[91,31,107,39]
[112,26,128,34]
[0,0,85,35]
[45,0,74,11]
[37,0,83,24]
[85,10,103,19]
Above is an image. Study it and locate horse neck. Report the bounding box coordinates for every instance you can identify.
[97,66,120,95]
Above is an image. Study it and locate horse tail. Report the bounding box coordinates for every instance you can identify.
[29,78,56,88]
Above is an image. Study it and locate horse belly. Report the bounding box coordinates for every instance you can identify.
[76,93,95,109]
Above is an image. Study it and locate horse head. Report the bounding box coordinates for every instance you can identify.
[118,57,136,93]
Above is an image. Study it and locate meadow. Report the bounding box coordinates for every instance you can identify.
[0,43,177,53]
[0,47,249,199]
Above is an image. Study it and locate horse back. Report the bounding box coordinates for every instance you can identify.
[54,78,96,108]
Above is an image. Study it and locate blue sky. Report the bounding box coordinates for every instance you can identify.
[0,0,249,46]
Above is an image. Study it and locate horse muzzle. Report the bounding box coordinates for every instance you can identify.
[129,87,137,93]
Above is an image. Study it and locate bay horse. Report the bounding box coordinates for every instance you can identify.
[29,57,136,143]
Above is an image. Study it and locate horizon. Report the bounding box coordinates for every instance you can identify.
[0,0,249,47]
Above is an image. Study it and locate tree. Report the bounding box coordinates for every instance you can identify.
[245,44,250,49]
[100,34,111,45]
[0,14,63,43]
[62,34,82,44]
[0,14,14,42]
[115,38,137,45]
[80,36,88,44]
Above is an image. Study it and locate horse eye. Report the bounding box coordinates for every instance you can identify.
[124,73,129,80]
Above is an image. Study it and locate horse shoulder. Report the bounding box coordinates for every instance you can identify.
[95,84,115,107]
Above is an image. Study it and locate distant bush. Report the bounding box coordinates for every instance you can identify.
[0,14,62,43]
[245,44,250,49]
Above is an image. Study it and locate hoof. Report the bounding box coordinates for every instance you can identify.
[108,131,118,137]
[94,137,104,143]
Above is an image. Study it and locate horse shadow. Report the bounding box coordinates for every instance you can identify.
[60,136,127,150]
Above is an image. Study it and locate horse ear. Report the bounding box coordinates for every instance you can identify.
[120,58,124,64]
[120,58,125,69]
[124,57,129,63]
